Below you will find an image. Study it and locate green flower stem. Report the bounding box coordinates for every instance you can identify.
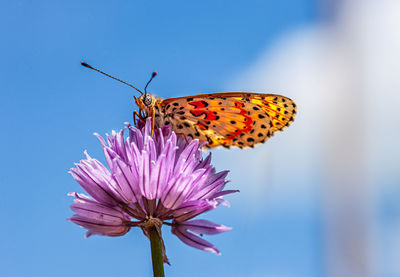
[149,226,165,277]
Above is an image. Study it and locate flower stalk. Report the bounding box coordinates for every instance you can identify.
[149,226,165,277]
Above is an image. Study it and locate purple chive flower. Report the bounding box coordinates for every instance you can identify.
[68,118,238,258]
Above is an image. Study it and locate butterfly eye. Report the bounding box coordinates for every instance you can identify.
[143,95,152,106]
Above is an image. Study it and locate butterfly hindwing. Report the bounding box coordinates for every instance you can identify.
[157,92,296,149]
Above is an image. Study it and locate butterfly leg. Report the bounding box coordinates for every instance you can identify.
[133,110,145,126]
[151,107,156,137]
[175,133,190,145]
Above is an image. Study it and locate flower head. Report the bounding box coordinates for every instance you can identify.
[68,118,238,257]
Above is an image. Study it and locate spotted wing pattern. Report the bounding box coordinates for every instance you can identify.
[157,92,297,149]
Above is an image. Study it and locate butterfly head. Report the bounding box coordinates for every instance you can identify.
[134,93,158,119]
[134,71,158,116]
[135,93,156,108]
[143,94,153,106]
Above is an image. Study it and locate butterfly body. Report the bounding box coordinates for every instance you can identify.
[135,92,297,149]
[81,62,296,149]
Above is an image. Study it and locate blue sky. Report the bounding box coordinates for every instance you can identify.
[0,1,320,276]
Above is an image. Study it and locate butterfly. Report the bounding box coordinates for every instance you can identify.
[82,62,297,149]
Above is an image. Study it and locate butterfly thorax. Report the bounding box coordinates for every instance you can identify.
[153,98,169,128]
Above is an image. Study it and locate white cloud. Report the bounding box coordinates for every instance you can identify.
[220,0,400,276]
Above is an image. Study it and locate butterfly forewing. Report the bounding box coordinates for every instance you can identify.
[156,92,296,149]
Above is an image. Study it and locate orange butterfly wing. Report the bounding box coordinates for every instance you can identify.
[157,92,297,149]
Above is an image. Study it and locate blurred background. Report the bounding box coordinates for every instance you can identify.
[1,0,399,276]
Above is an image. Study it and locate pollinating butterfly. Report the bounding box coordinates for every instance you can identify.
[81,62,297,149]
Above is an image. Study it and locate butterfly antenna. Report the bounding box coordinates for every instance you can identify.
[144,71,157,97]
[81,62,143,95]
